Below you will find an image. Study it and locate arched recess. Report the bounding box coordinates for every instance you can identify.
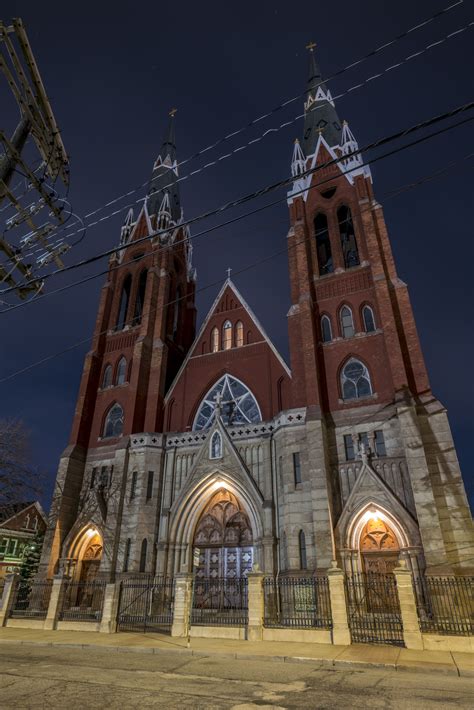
[167,470,264,575]
[63,524,104,582]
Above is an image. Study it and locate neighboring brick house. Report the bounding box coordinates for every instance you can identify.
[39,49,473,583]
[0,502,47,580]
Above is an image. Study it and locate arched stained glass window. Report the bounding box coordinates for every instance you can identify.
[116,357,127,385]
[210,431,223,459]
[362,305,376,333]
[321,315,332,343]
[116,274,132,330]
[103,403,124,438]
[341,358,373,400]
[340,305,354,338]
[211,327,219,353]
[315,213,333,275]
[235,320,244,347]
[193,374,262,431]
[338,205,360,268]
[102,365,112,388]
[222,320,232,350]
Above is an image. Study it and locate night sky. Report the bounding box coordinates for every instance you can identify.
[1,0,473,511]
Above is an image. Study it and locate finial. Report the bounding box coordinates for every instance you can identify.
[306,41,317,52]
[226,267,232,279]
[342,120,348,126]
[294,138,300,144]
[169,107,177,118]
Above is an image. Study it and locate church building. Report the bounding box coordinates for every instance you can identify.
[39,49,474,584]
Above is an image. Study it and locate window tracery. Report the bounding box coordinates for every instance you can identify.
[341,358,373,400]
[103,403,124,438]
[193,374,261,430]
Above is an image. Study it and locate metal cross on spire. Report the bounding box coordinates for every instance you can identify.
[226,267,232,279]
[169,107,177,117]
[306,41,317,52]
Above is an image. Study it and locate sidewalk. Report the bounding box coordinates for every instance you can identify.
[0,627,472,678]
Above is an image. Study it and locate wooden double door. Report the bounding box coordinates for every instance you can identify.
[195,546,253,580]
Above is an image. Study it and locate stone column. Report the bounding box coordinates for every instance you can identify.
[171,572,192,638]
[43,574,68,631]
[247,570,264,641]
[327,562,351,646]
[393,560,423,650]
[0,574,19,626]
[99,582,121,633]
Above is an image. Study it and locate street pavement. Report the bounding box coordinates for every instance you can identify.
[0,642,472,709]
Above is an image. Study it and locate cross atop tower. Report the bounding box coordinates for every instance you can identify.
[169,107,177,117]
[226,267,232,279]
[306,41,317,52]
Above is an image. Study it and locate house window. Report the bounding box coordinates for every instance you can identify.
[338,205,360,268]
[235,320,244,347]
[116,274,132,330]
[293,452,302,485]
[146,471,154,501]
[344,435,355,461]
[374,430,387,457]
[299,530,307,570]
[340,306,354,338]
[103,403,124,438]
[321,315,332,343]
[0,538,7,555]
[130,471,138,501]
[139,538,147,573]
[211,327,219,353]
[210,431,223,459]
[314,213,333,275]
[123,538,131,572]
[116,357,127,385]
[222,320,232,350]
[7,538,17,556]
[341,359,373,400]
[362,305,376,333]
[102,365,112,388]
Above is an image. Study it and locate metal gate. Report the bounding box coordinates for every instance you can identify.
[345,572,404,646]
[117,576,174,633]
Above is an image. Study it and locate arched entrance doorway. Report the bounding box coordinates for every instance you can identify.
[66,527,103,583]
[360,516,400,574]
[193,488,254,579]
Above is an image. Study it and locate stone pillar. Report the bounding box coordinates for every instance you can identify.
[0,574,19,626]
[43,574,68,631]
[99,582,121,633]
[247,570,264,641]
[393,560,423,650]
[171,572,192,638]
[327,562,351,646]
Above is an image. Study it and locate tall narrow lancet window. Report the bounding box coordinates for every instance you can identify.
[133,269,148,325]
[338,205,360,268]
[341,358,373,400]
[340,306,354,338]
[116,274,132,330]
[103,403,124,438]
[102,365,112,388]
[235,320,244,347]
[299,530,307,570]
[139,538,147,573]
[210,431,223,459]
[222,320,232,350]
[362,305,376,333]
[211,327,219,353]
[173,286,182,336]
[321,315,332,343]
[314,213,333,275]
[116,357,127,385]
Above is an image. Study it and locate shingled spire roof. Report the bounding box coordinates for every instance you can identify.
[302,47,342,156]
[146,113,182,224]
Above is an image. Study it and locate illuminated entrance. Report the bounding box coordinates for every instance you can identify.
[360,516,400,575]
[193,488,254,579]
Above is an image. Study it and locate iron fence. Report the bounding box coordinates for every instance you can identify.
[413,576,473,636]
[9,579,52,619]
[191,576,248,627]
[264,576,332,629]
[117,576,175,633]
[344,572,404,646]
[59,580,106,621]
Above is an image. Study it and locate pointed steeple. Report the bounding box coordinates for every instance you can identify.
[147,111,182,225]
[302,44,342,156]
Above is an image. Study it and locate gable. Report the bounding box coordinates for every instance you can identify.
[0,502,47,534]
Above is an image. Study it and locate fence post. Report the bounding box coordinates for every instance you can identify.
[0,574,19,626]
[99,582,121,633]
[327,562,351,646]
[247,570,264,641]
[43,573,68,631]
[171,572,193,638]
[393,559,423,650]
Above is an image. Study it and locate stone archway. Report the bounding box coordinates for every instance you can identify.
[359,516,400,574]
[193,488,254,579]
[66,526,103,583]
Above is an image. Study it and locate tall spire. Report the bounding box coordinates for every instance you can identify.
[147,111,181,224]
[302,44,342,156]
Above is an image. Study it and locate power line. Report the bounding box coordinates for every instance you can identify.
[0,150,471,385]
[2,99,473,300]
[12,8,470,256]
